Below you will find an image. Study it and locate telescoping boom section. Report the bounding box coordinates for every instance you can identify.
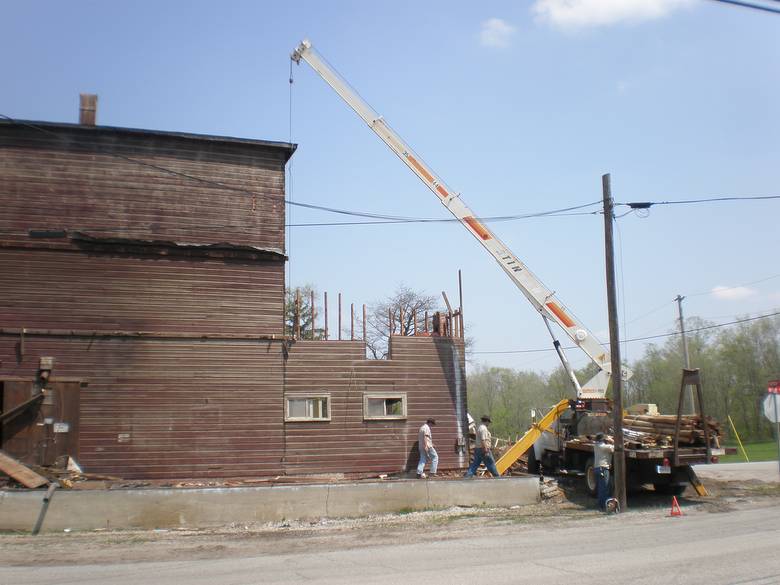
[291,39,631,398]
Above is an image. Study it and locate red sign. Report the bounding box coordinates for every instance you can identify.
[769,380,780,395]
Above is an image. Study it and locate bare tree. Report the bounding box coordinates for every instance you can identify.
[365,285,439,359]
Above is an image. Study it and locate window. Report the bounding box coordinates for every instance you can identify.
[363,393,407,420]
[285,394,330,422]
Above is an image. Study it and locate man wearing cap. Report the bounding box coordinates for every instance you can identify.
[465,415,500,477]
[416,418,438,479]
[593,433,614,510]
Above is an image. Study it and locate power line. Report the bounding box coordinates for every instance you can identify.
[620,195,780,209]
[687,273,780,297]
[472,310,780,355]
[706,0,780,14]
[0,204,603,236]
[0,114,420,222]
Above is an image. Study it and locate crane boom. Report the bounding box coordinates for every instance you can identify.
[292,39,630,397]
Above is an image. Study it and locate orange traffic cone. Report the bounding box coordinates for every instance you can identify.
[670,496,683,517]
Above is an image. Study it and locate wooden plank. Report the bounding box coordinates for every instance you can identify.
[0,450,49,488]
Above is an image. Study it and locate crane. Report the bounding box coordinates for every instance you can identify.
[291,39,631,398]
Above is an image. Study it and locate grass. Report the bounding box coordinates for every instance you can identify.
[720,441,779,463]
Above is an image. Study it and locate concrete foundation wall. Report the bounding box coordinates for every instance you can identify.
[0,478,539,533]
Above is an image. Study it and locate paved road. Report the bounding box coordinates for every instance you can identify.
[694,461,779,482]
[2,503,779,585]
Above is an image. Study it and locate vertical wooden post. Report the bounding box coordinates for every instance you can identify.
[413,309,417,336]
[400,306,405,336]
[295,288,301,340]
[363,304,367,342]
[388,308,393,335]
[350,303,355,340]
[338,293,342,341]
[603,172,626,512]
[458,269,464,338]
[324,292,329,341]
[424,311,428,333]
[310,289,316,340]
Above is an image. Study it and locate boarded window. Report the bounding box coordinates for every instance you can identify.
[285,395,330,422]
[363,393,407,420]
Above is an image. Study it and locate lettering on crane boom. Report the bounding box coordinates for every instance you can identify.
[499,252,522,272]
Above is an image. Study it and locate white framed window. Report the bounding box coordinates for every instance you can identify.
[285,394,331,422]
[363,393,407,420]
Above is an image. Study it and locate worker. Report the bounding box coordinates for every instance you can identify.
[593,433,615,510]
[464,415,500,477]
[416,418,438,479]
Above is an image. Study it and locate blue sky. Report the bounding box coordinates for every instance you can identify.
[4,0,779,375]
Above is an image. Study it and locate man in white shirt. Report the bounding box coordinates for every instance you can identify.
[464,415,500,477]
[416,418,438,479]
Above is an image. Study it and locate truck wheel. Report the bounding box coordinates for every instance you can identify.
[654,483,686,497]
[527,448,540,475]
[585,457,597,497]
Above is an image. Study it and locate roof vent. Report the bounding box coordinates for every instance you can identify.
[79,93,98,126]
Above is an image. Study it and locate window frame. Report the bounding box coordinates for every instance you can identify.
[362,392,408,421]
[284,393,332,422]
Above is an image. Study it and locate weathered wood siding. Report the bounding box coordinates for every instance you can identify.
[0,337,285,479]
[283,336,468,475]
[0,121,293,479]
[0,249,284,336]
[0,120,469,480]
[0,121,291,252]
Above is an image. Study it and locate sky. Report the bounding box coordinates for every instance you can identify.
[3,0,779,377]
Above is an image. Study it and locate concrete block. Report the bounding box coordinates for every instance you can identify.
[0,476,540,533]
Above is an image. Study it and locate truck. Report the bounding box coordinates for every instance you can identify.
[290,40,729,495]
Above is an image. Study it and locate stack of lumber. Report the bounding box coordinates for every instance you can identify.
[622,414,721,448]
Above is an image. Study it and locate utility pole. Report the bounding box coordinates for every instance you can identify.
[675,294,695,414]
[602,173,626,512]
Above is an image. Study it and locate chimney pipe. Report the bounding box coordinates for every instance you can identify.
[79,94,97,126]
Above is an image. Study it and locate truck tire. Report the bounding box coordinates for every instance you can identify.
[585,457,597,497]
[527,448,540,475]
[654,483,686,497]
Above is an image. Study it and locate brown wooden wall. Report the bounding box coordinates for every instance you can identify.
[0,249,284,337]
[0,337,286,479]
[282,336,469,475]
[0,120,469,480]
[0,335,467,479]
[0,121,293,252]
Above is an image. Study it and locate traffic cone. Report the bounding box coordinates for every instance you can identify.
[670,496,683,517]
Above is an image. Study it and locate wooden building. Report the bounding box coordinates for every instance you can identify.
[0,102,468,480]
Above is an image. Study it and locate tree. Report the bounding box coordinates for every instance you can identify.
[365,285,440,359]
[285,285,326,340]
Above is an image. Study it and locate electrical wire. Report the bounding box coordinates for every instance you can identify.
[472,310,780,354]
[620,195,780,208]
[706,0,780,14]
[0,114,422,222]
[3,115,777,226]
[686,273,780,297]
